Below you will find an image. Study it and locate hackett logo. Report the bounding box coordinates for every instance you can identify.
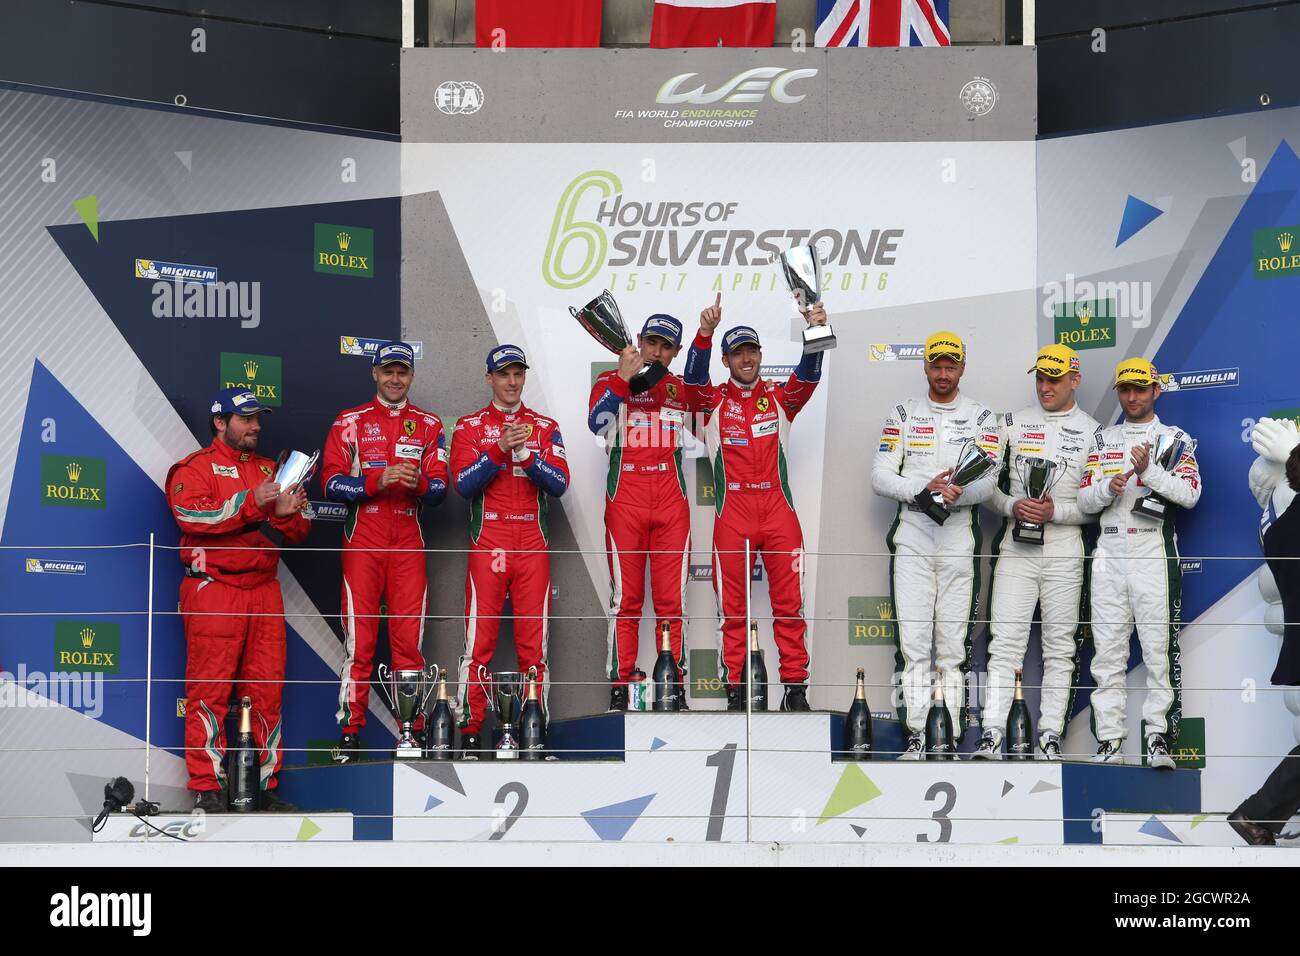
[1053,299,1117,351]
[1253,226,1300,278]
[54,621,121,673]
[314,223,374,278]
[219,352,282,407]
[41,455,106,509]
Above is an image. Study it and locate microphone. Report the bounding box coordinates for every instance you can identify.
[91,777,135,831]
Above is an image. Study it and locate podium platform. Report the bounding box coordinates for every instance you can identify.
[91,813,354,843]
[271,712,1202,844]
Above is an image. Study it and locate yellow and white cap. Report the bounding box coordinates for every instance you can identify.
[924,331,965,363]
[1028,344,1080,377]
[1112,357,1159,387]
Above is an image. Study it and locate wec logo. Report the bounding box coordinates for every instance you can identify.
[657,67,818,105]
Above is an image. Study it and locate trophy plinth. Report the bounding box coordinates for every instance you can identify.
[802,324,837,354]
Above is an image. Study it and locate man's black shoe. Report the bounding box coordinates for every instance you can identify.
[194,790,226,813]
[333,733,362,764]
[780,685,811,712]
[608,685,628,712]
[726,686,744,712]
[1227,808,1276,846]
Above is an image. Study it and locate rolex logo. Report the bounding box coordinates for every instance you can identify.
[878,601,893,621]
[80,627,95,649]
[243,359,258,379]
[337,231,351,252]
[1077,305,1091,326]
[1280,232,1294,254]
[66,461,82,483]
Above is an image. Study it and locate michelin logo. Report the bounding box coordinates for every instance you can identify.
[26,558,87,575]
[135,258,218,284]
[340,336,425,360]
[1159,367,1240,392]
[1180,559,1202,574]
[309,501,349,521]
[869,343,925,362]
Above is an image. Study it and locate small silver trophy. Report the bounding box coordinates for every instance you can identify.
[477,666,530,760]
[1012,457,1061,545]
[376,663,438,760]
[778,244,836,355]
[273,448,319,493]
[570,289,667,394]
[1132,431,1197,520]
[914,439,996,525]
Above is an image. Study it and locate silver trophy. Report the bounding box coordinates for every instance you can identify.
[914,439,996,526]
[570,290,667,394]
[1012,458,1062,545]
[476,666,532,760]
[1132,431,1198,520]
[778,244,836,354]
[376,663,439,760]
[273,448,320,493]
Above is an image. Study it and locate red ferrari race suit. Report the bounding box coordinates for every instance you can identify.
[687,334,823,687]
[588,368,705,684]
[451,403,569,735]
[322,397,448,733]
[166,440,310,794]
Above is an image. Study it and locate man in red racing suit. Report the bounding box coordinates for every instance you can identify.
[321,340,448,761]
[166,387,310,811]
[588,305,719,710]
[686,306,829,712]
[452,344,569,757]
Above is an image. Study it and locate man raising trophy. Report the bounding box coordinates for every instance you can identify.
[976,344,1099,760]
[685,300,830,712]
[586,296,720,711]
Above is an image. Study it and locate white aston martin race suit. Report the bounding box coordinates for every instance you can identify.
[872,396,1002,736]
[1077,416,1201,744]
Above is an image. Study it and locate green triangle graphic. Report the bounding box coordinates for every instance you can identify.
[816,764,882,826]
[997,836,1020,844]
[296,817,322,841]
[1190,814,1209,830]
[73,195,99,242]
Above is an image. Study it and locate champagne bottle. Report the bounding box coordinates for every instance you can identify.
[748,622,768,711]
[426,670,455,761]
[924,674,954,760]
[520,672,546,760]
[652,622,681,712]
[229,696,260,812]
[1006,669,1034,761]
[842,668,872,761]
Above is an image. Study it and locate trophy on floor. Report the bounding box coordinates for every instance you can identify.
[914,439,996,526]
[376,663,437,760]
[778,243,836,354]
[477,666,529,760]
[1132,431,1197,520]
[570,289,667,395]
[1012,457,1062,545]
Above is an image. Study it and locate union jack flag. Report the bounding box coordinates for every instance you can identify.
[815,0,950,47]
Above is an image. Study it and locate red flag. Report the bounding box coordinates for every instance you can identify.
[476,0,602,48]
[650,0,778,48]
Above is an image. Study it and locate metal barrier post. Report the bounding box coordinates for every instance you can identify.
[145,532,155,803]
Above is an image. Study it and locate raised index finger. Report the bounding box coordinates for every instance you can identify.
[714,292,722,309]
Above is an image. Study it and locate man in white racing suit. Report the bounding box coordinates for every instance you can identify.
[871,331,1002,759]
[975,344,1098,760]
[1078,357,1201,768]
